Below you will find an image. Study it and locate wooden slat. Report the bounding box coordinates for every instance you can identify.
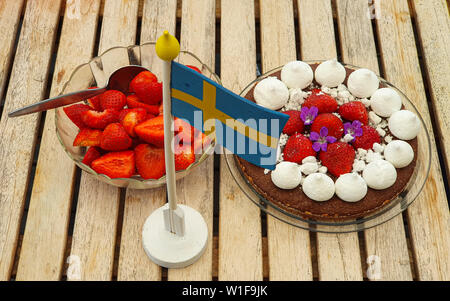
[218,0,263,281]
[411,0,450,185]
[69,0,139,281]
[259,0,313,280]
[376,0,450,281]
[117,0,176,281]
[0,0,62,281]
[167,0,216,281]
[15,0,101,281]
[0,0,24,104]
[297,0,363,281]
[336,0,412,280]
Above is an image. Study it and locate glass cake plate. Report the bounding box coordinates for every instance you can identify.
[55,42,219,189]
[224,61,431,233]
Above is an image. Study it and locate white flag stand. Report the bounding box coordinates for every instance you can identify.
[142,31,208,268]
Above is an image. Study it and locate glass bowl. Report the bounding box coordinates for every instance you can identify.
[224,61,431,233]
[55,42,219,189]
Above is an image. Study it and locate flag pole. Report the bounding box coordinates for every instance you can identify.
[142,31,208,269]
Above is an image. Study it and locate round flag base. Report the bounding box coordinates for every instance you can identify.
[142,204,208,269]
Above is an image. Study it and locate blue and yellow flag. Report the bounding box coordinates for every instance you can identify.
[170,62,289,170]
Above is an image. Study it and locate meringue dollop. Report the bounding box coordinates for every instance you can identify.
[384,140,414,168]
[388,110,421,140]
[302,173,335,202]
[347,68,379,98]
[314,59,346,88]
[370,88,402,117]
[253,76,289,110]
[335,173,368,202]
[271,161,302,189]
[362,160,397,190]
[281,61,313,89]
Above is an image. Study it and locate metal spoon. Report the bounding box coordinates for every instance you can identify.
[8,65,149,117]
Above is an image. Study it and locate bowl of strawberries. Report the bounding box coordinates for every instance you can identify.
[55,43,218,189]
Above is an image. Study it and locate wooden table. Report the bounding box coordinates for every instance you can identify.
[0,0,448,281]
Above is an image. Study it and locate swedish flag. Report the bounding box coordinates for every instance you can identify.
[171,62,289,170]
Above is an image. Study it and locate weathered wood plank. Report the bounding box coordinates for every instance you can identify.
[297,0,363,281]
[376,0,450,281]
[410,0,450,185]
[260,0,313,281]
[117,0,176,281]
[167,0,216,281]
[15,0,101,281]
[69,0,139,281]
[0,0,24,106]
[336,0,412,280]
[219,0,263,281]
[0,0,62,281]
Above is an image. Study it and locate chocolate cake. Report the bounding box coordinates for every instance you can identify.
[235,62,418,221]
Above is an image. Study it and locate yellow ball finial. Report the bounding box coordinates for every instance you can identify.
[156,31,180,61]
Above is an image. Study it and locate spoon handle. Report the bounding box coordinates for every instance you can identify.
[8,87,107,117]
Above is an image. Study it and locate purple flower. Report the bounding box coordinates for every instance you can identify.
[300,106,318,125]
[310,126,337,152]
[343,120,363,141]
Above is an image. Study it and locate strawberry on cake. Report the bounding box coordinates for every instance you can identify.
[236,59,421,221]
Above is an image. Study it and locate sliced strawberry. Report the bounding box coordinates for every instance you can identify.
[352,125,380,150]
[120,108,147,137]
[185,65,202,74]
[159,102,163,115]
[129,71,161,105]
[91,150,135,178]
[82,147,102,166]
[99,90,126,111]
[338,101,368,124]
[81,109,119,129]
[63,104,91,128]
[319,142,355,177]
[86,87,102,111]
[174,144,195,171]
[303,91,338,113]
[193,129,212,154]
[134,144,165,179]
[100,123,132,151]
[283,133,316,164]
[73,128,102,147]
[174,118,194,146]
[134,115,165,147]
[282,110,304,135]
[126,94,160,115]
[311,113,344,139]
[118,108,132,122]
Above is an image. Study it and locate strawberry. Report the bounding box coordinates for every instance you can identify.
[303,91,338,113]
[118,108,132,122]
[129,71,162,105]
[159,102,163,115]
[352,125,380,150]
[319,142,355,177]
[82,147,102,166]
[63,104,91,128]
[120,108,147,137]
[99,90,126,111]
[193,129,212,154]
[126,94,160,115]
[134,115,165,147]
[73,128,102,147]
[338,101,368,124]
[311,113,344,139]
[282,110,304,135]
[86,87,102,111]
[174,118,194,146]
[283,133,316,164]
[134,144,165,179]
[174,144,195,171]
[91,150,135,178]
[81,109,119,129]
[100,123,132,151]
[185,65,202,74]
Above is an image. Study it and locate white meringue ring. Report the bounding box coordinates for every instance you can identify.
[314,59,346,88]
[271,161,302,190]
[370,88,402,117]
[302,173,335,202]
[347,68,379,98]
[388,110,421,140]
[281,61,314,89]
[362,160,397,190]
[253,76,289,110]
[384,140,414,168]
[335,173,368,202]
